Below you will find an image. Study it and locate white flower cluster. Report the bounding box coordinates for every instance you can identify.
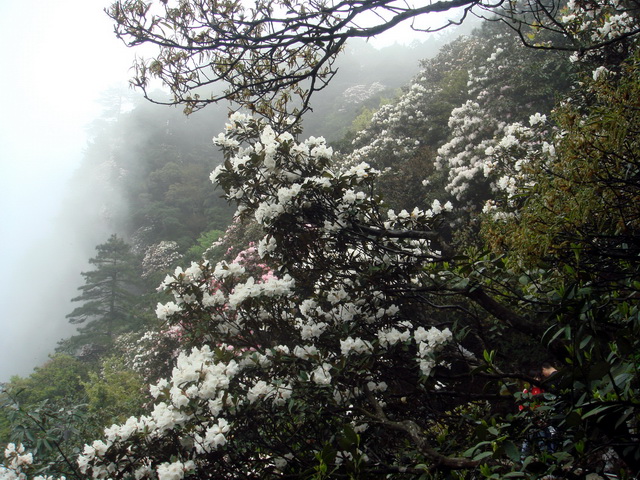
[384,200,453,230]
[377,327,411,348]
[227,274,295,309]
[0,444,65,480]
[414,326,453,377]
[436,100,499,199]
[340,336,373,356]
[561,0,639,63]
[374,323,453,377]
[529,113,547,127]
[479,115,558,219]
[311,363,333,385]
[592,66,609,81]
[0,444,35,480]
[156,301,182,321]
[340,82,387,106]
[246,380,293,405]
[156,460,195,480]
[296,317,329,340]
[78,345,241,479]
[2,445,32,472]
[142,241,182,278]
[153,255,296,339]
[293,344,319,359]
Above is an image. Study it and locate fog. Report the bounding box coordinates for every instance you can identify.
[0,0,476,383]
[0,0,136,382]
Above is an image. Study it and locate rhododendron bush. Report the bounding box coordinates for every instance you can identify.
[73,114,488,479]
[8,62,639,474]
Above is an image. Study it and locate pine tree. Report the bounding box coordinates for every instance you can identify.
[65,235,141,353]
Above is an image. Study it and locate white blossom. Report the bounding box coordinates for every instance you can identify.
[340,337,373,356]
[311,363,332,385]
[156,460,194,480]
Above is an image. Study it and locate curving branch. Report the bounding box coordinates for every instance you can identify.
[108,0,640,123]
[107,0,481,122]
[361,386,481,470]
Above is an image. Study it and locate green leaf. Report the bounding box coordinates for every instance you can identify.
[473,450,494,461]
[581,404,615,420]
[502,441,520,462]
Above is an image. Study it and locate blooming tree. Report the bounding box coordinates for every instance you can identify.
[72,112,545,479]
[142,241,182,279]
[3,2,640,479]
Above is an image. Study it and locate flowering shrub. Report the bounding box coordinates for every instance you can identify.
[72,113,489,479]
[142,241,182,279]
[0,444,37,480]
[341,20,573,216]
[7,4,640,477]
[341,35,478,211]
[68,56,640,476]
[434,23,572,205]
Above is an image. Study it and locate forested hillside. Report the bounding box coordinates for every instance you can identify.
[0,33,449,475]
[2,1,639,479]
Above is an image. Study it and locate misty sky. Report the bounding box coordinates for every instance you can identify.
[0,1,464,383]
[0,0,136,382]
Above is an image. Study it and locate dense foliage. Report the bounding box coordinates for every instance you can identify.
[3,0,640,479]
